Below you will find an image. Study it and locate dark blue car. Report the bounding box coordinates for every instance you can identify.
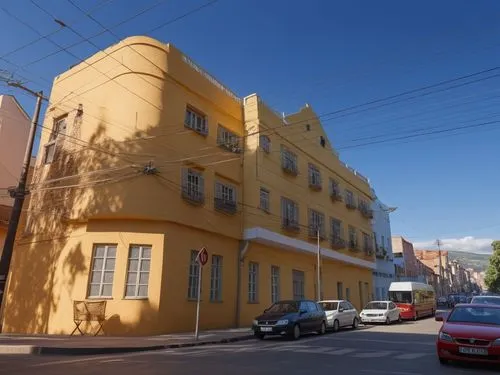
[252,300,327,340]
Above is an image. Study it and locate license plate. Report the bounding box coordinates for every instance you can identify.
[260,327,272,332]
[459,346,488,356]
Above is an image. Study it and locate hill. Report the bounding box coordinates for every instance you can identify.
[447,251,490,272]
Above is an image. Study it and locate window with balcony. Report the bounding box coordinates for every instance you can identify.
[330,218,345,249]
[185,106,208,135]
[345,190,356,209]
[281,197,299,232]
[348,226,358,250]
[181,168,204,204]
[259,135,271,153]
[308,163,322,190]
[308,209,325,239]
[362,232,373,255]
[280,145,298,175]
[217,125,241,153]
[358,199,373,218]
[44,116,67,164]
[259,187,270,212]
[214,181,237,214]
[329,178,342,201]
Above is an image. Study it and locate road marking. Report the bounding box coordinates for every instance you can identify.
[326,348,357,355]
[360,370,422,375]
[292,347,336,354]
[100,359,124,363]
[332,337,435,346]
[353,351,394,358]
[394,352,432,360]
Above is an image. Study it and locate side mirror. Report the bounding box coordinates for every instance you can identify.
[263,308,269,313]
[300,309,308,315]
[338,307,344,312]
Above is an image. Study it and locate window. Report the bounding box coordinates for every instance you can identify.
[331,218,343,240]
[308,163,322,189]
[348,226,357,248]
[181,168,204,203]
[306,124,311,131]
[215,181,237,213]
[320,136,326,148]
[362,232,372,253]
[292,269,305,300]
[329,179,342,200]
[271,265,280,303]
[259,135,271,153]
[337,282,343,299]
[280,145,298,175]
[248,262,259,303]
[185,106,208,135]
[125,245,151,298]
[281,197,299,229]
[308,209,325,238]
[259,187,270,212]
[188,250,200,299]
[345,190,356,208]
[217,125,240,153]
[44,117,67,164]
[88,244,117,298]
[210,255,223,302]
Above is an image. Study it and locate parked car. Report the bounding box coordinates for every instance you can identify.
[359,301,401,325]
[437,296,447,306]
[317,299,360,332]
[470,295,500,306]
[252,300,327,340]
[436,304,500,365]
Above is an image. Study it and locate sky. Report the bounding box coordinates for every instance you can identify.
[0,0,499,254]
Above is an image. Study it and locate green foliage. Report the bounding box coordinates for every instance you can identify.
[485,241,500,293]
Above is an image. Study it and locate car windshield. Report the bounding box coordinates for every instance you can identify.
[471,297,500,306]
[447,306,500,326]
[266,302,299,314]
[364,302,388,310]
[389,291,412,304]
[319,302,339,311]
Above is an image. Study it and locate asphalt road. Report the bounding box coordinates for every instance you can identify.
[1,317,498,374]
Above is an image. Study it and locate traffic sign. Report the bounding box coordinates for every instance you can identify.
[197,247,208,266]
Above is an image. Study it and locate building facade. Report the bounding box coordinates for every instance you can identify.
[0,95,31,253]
[392,236,420,279]
[2,36,376,336]
[370,189,395,301]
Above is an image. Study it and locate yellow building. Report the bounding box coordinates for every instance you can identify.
[2,36,375,336]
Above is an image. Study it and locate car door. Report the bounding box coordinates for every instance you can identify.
[298,301,312,331]
[346,301,357,323]
[308,302,322,331]
[388,302,397,321]
[338,301,349,327]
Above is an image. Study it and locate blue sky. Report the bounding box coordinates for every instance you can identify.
[1,0,499,253]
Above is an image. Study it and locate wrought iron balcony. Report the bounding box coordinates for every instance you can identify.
[217,140,242,154]
[346,201,357,210]
[282,218,300,232]
[309,180,322,191]
[282,161,298,176]
[330,236,346,250]
[214,197,237,214]
[348,240,359,251]
[308,226,326,240]
[359,206,374,219]
[181,187,204,205]
[330,190,343,202]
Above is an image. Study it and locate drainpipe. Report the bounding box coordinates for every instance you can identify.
[235,240,249,327]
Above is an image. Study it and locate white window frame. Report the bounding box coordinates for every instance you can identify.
[217,125,239,150]
[331,218,343,240]
[125,245,151,298]
[248,262,259,303]
[188,250,200,299]
[308,209,325,237]
[281,197,299,227]
[280,145,298,173]
[271,265,280,303]
[259,135,271,153]
[259,187,270,212]
[362,232,371,253]
[185,106,208,135]
[308,163,321,187]
[210,255,223,302]
[345,190,355,206]
[182,168,204,200]
[88,244,117,298]
[215,181,236,203]
[44,117,67,164]
[348,226,357,247]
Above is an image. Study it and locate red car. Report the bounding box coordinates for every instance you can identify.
[436,303,500,365]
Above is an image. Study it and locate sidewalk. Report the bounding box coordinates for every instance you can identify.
[0,328,254,356]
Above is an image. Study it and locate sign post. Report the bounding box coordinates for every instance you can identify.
[195,247,208,340]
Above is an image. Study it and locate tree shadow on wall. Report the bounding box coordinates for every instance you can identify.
[3,113,164,335]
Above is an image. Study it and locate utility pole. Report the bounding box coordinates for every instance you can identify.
[436,239,443,297]
[316,227,321,301]
[0,77,44,312]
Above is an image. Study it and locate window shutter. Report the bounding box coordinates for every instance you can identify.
[182,168,188,186]
[199,173,205,194]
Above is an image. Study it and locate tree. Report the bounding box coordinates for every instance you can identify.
[485,241,500,293]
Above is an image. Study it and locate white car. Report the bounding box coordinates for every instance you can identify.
[318,299,360,332]
[360,301,401,324]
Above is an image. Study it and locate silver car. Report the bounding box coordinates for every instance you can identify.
[318,299,360,332]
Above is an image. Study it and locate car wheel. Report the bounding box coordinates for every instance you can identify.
[385,317,391,325]
[333,319,340,332]
[397,315,402,323]
[438,357,448,365]
[413,313,418,321]
[254,333,265,340]
[352,317,359,329]
[318,321,326,335]
[291,324,301,340]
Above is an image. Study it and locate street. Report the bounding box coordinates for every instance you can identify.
[0,317,498,374]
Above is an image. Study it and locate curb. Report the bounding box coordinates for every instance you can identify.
[0,334,255,356]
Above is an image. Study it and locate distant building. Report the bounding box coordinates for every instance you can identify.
[0,95,31,253]
[371,189,396,300]
[392,236,421,279]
